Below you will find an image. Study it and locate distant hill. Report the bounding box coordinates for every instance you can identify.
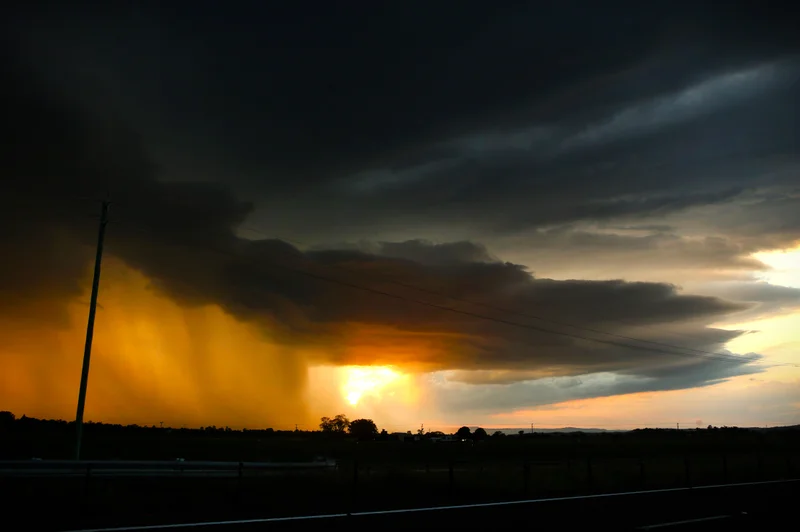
[752,424,800,432]
[494,427,621,435]
[492,424,800,435]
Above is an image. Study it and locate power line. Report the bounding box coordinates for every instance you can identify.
[249,229,707,337]
[237,232,769,350]
[92,196,797,368]
[263,258,767,365]
[11,194,762,352]
[104,218,795,368]
[234,226,782,367]
[284,263,723,360]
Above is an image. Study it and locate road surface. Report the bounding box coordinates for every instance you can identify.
[55,479,798,532]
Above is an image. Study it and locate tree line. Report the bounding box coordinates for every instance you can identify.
[319,414,503,441]
[3,411,798,441]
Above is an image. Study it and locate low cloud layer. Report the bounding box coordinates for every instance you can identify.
[435,364,765,414]
[690,282,800,323]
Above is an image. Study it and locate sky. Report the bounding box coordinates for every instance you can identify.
[1,1,799,432]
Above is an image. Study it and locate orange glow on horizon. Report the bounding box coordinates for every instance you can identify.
[320,321,475,373]
[0,259,432,431]
[0,258,311,429]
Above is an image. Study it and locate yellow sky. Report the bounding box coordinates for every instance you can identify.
[719,245,800,382]
[754,246,800,288]
[486,375,800,430]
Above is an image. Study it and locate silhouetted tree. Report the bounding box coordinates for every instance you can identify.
[492,430,506,438]
[473,427,488,440]
[349,419,378,440]
[455,426,472,439]
[0,411,14,430]
[320,414,350,433]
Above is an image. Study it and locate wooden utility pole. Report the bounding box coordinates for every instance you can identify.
[74,199,110,460]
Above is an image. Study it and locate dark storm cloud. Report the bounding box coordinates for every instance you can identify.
[1,2,788,403]
[90,223,771,383]
[722,283,800,305]
[8,2,799,239]
[702,192,800,252]
[0,38,760,388]
[446,317,755,387]
[16,0,775,182]
[496,228,768,276]
[327,57,798,228]
[696,282,800,322]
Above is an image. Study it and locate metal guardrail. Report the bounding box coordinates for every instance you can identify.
[0,458,337,477]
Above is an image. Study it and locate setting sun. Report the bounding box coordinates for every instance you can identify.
[342,366,404,405]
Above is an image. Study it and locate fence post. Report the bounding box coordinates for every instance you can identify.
[350,459,359,514]
[787,455,793,479]
[722,454,728,484]
[236,462,244,506]
[586,456,593,492]
[684,456,691,487]
[84,463,91,504]
[448,461,454,498]
[757,454,763,480]
[639,459,646,490]
[564,459,572,493]
[523,462,530,496]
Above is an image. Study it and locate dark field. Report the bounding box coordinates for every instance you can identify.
[2,420,798,531]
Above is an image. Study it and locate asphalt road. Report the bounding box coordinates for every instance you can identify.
[57,479,798,532]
